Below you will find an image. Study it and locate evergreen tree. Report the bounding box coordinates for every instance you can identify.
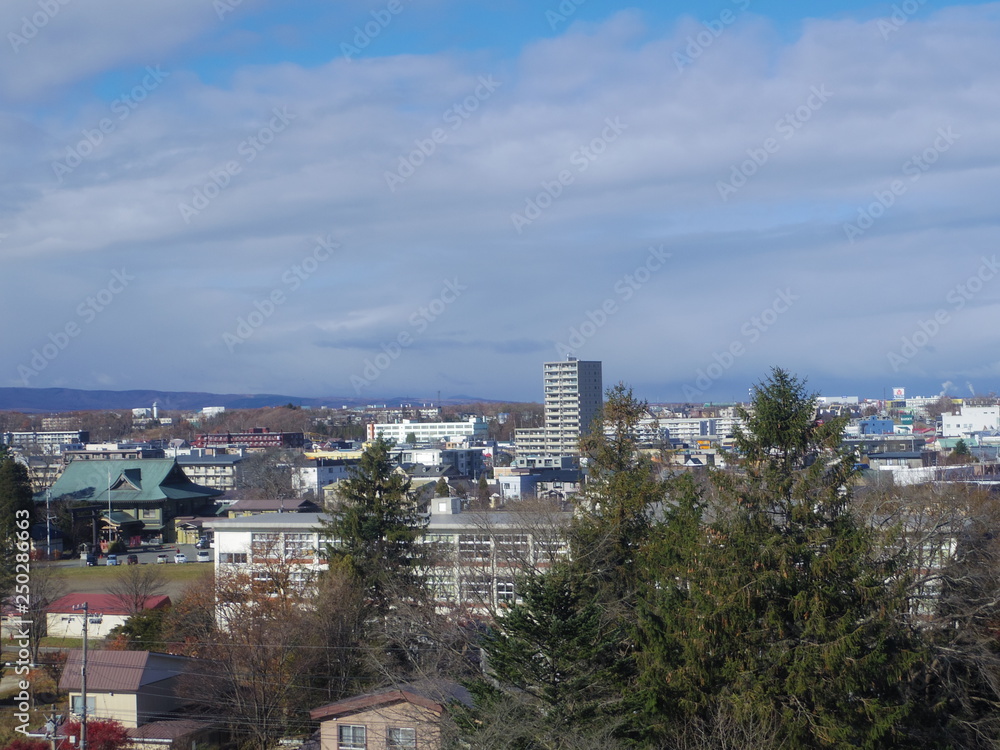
[0,446,35,598]
[320,436,427,609]
[573,382,665,606]
[0,445,35,539]
[476,473,490,507]
[453,565,632,749]
[455,384,661,748]
[637,368,930,748]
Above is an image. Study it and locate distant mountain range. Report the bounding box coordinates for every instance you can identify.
[0,388,501,413]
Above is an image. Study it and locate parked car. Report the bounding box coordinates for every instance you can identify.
[174,553,187,564]
[106,554,119,566]
[195,538,209,550]
[126,554,139,565]
[85,554,97,567]
[156,553,169,564]
[196,550,211,563]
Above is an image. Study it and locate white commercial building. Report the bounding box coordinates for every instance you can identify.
[942,406,1000,437]
[367,416,488,444]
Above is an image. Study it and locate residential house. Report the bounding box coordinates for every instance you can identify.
[59,649,218,749]
[47,593,171,640]
[309,681,471,750]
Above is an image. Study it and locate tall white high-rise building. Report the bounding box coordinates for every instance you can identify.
[516,357,603,458]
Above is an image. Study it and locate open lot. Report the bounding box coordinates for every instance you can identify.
[40,546,213,599]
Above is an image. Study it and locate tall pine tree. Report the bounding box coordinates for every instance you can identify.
[320,436,427,610]
[637,368,930,749]
[0,445,36,598]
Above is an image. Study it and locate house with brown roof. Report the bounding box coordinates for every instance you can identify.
[59,649,219,750]
[309,682,470,750]
[60,650,192,727]
[46,593,171,639]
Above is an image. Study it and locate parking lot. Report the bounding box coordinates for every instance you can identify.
[65,543,213,567]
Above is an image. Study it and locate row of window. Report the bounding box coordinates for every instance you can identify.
[339,725,415,749]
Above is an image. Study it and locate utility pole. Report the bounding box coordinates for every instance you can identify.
[71,602,88,750]
[45,489,52,560]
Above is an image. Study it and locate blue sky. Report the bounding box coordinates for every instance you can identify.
[2,0,1000,404]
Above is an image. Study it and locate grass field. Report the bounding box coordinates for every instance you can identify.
[51,562,213,599]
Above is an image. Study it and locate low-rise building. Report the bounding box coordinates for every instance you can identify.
[942,406,1000,438]
[49,459,222,544]
[193,428,305,451]
[175,453,245,493]
[59,649,219,750]
[47,593,171,640]
[310,681,470,750]
[293,457,356,497]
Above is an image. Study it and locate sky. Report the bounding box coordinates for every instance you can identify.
[2,0,999,405]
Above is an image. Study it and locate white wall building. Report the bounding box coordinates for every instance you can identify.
[367,416,488,444]
[205,501,572,611]
[293,459,356,496]
[942,406,1000,437]
[3,430,89,454]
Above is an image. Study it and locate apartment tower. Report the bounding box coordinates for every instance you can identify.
[516,357,603,459]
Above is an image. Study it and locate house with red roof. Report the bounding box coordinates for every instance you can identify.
[46,593,171,640]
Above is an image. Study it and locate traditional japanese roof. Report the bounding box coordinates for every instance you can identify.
[50,459,221,505]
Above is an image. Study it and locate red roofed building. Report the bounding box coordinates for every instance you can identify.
[46,593,171,640]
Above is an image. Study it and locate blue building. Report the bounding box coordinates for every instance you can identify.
[859,416,895,435]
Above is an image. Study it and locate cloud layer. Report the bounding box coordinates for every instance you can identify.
[3,1,1000,402]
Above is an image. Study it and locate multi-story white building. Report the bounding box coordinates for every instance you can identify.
[3,430,89,455]
[658,417,740,445]
[391,447,484,478]
[205,501,571,612]
[293,458,356,496]
[515,358,603,459]
[366,416,488,444]
[942,406,1000,437]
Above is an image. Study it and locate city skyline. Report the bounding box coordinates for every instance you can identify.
[3,1,999,403]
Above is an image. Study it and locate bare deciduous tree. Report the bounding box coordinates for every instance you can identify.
[24,563,67,666]
[104,564,167,615]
